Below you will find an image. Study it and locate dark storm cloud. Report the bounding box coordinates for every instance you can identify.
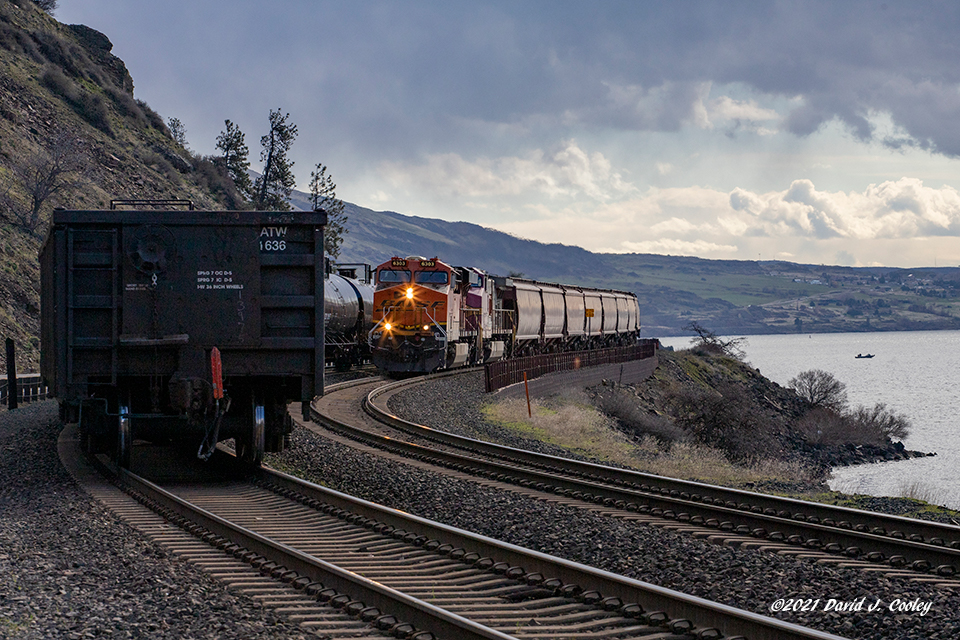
[325,1,960,157]
[57,1,960,159]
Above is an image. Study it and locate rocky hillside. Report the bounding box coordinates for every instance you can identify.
[590,345,928,490]
[0,1,240,371]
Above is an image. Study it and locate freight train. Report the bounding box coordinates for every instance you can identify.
[367,256,640,373]
[40,204,330,467]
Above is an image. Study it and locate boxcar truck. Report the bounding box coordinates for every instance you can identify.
[40,206,327,467]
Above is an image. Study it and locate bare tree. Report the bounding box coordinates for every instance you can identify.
[847,402,911,442]
[308,163,347,259]
[6,131,89,233]
[788,369,848,412]
[683,321,747,360]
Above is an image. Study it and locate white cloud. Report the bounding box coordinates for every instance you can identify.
[574,80,713,131]
[709,96,780,123]
[379,141,635,201]
[620,238,739,255]
[655,161,674,176]
[482,178,960,266]
[730,178,960,239]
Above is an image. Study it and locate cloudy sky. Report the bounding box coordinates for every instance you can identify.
[55,1,960,268]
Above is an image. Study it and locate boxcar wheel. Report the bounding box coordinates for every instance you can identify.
[237,396,265,466]
[117,405,131,469]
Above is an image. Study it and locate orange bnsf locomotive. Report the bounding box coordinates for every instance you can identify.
[367,256,640,373]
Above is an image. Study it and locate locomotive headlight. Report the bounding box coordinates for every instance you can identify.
[405,287,414,300]
[423,325,429,331]
[384,322,392,331]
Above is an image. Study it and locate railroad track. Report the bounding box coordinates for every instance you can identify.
[60,422,841,640]
[311,371,960,588]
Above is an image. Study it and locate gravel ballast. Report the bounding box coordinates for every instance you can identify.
[273,370,960,640]
[0,402,309,640]
[5,371,960,639]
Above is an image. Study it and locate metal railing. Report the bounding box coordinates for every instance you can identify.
[484,339,658,392]
[1,373,49,409]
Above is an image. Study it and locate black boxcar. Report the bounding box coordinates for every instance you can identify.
[40,207,327,466]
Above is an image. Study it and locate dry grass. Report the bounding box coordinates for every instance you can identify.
[482,395,820,489]
[483,396,638,466]
[896,480,948,507]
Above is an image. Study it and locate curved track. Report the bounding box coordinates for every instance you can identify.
[61,422,842,640]
[312,372,960,586]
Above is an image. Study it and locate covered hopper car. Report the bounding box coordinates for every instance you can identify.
[40,206,328,467]
[368,256,640,373]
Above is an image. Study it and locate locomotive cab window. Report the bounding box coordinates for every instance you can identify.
[377,269,411,284]
[414,271,449,284]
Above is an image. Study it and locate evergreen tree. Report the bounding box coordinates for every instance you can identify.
[167,117,188,147]
[215,119,252,199]
[308,163,348,259]
[252,109,297,211]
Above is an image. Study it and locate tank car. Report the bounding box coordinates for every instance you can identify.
[40,205,328,467]
[324,263,374,371]
[367,256,640,373]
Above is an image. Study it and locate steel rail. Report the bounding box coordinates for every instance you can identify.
[116,466,515,640]
[311,373,960,578]
[256,463,844,640]
[367,373,960,548]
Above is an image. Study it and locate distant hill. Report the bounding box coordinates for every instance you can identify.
[288,194,960,337]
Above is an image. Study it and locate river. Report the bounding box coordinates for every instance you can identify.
[658,331,960,510]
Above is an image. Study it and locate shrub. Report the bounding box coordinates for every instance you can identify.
[663,379,779,461]
[41,65,77,101]
[795,406,850,445]
[683,321,747,360]
[137,100,167,132]
[106,86,145,126]
[796,402,911,446]
[73,91,112,135]
[193,156,249,209]
[139,150,176,180]
[846,402,911,443]
[788,369,848,411]
[0,22,41,61]
[41,66,113,135]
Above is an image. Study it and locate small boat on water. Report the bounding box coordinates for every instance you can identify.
[855,353,875,359]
